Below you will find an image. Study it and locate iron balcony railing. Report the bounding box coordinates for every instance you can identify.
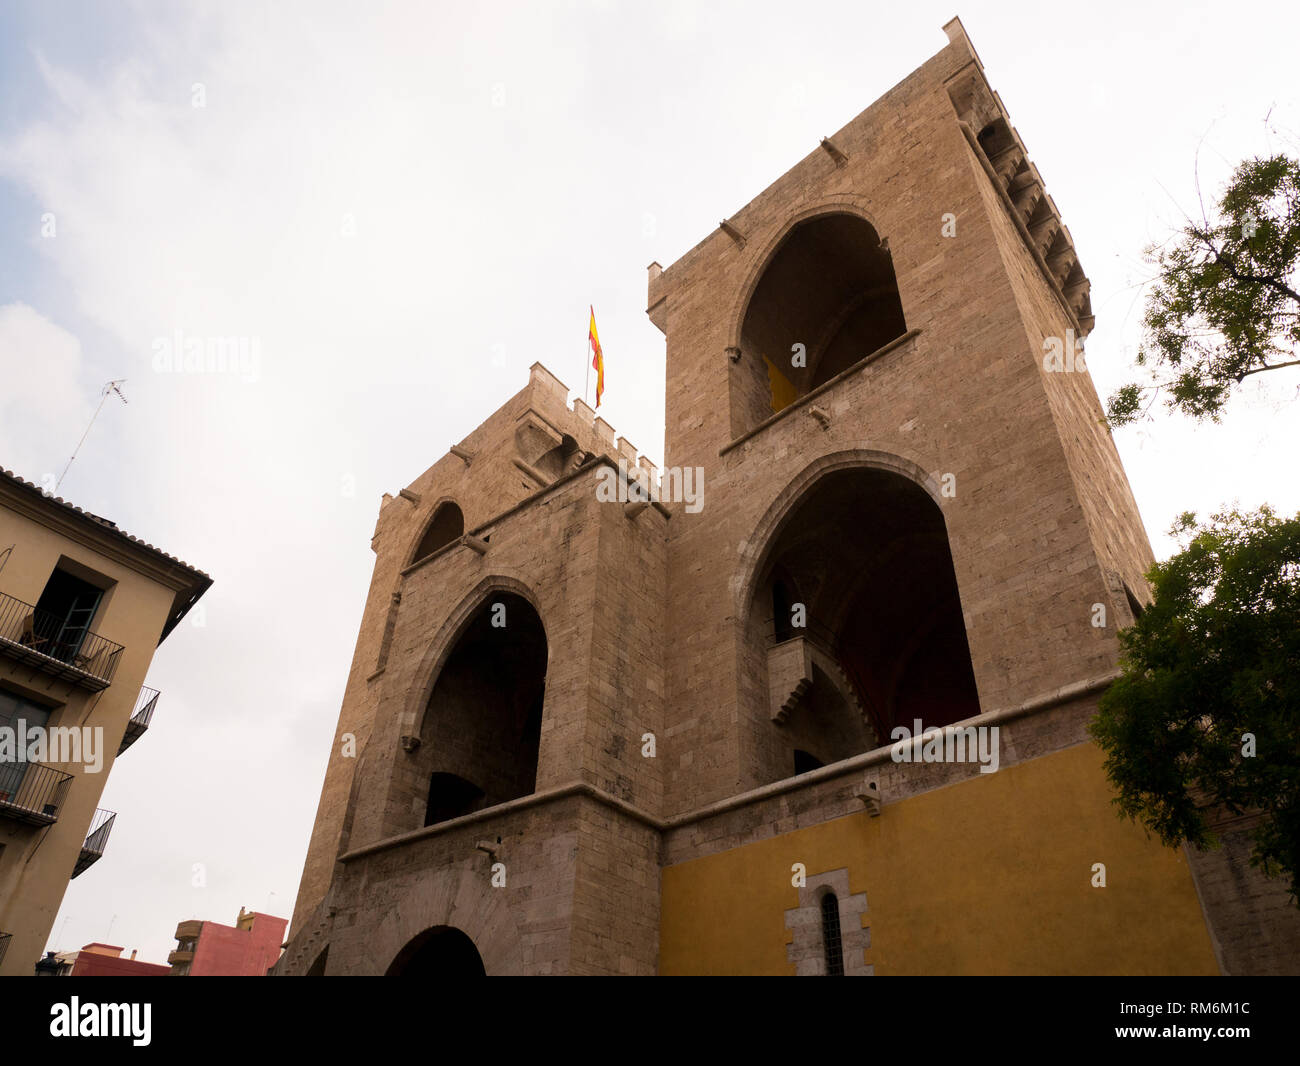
[117,686,161,755]
[0,932,11,968]
[72,807,117,878]
[0,761,74,826]
[0,590,124,691]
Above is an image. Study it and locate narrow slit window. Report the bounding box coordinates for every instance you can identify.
[821,892,844,976]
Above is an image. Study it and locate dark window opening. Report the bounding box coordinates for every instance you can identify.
[977,116,1015,156]
[413,502,464,563]
[416,593,546,827]
[0,691,51,805]
[755,467,981,784]
[386,926,485,977]
[733,213,907,437]
[424,772,486,827]
[773,578,794,642]
[821,893,844,976]
[33,568,103,663]
[793,749,825,775]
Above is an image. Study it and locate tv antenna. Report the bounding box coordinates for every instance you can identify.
[55,380,128,493]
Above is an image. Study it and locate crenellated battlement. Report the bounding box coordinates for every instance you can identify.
[383,362,662,522]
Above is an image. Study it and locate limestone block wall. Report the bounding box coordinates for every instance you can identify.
[343,461,665,852]
[569,802,661,975]
[960,118,1156,608]
[290,362,666,935]
[324,797,586,975]
[1185,812,1300,976]
[647,35,1123,811]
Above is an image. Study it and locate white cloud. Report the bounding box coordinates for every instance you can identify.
[0,302,93,487]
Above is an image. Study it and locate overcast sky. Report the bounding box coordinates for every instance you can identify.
[1,0,1297,966]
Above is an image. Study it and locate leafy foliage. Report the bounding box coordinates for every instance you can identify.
[1089,507,1300,903]
[1107,154,1300,425]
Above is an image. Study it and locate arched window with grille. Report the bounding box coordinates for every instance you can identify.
[821,892,844,976]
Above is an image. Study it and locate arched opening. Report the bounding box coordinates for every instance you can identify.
[733,212,907,436]
[793,749,824,775]
[534,433,584,482]
[749,467,980,784]
[305,945,329,976]
[385,926,485,977]
[820,893,844,977]
[771,567,801,643]
[413,501,465,563]
[416,592,546,826]
[424,772,486,827]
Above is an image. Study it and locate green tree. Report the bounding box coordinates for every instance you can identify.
[1107,154,1300,425]
[1089,507,1300,903]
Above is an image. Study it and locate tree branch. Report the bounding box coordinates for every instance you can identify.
[1239,358,1300,380]
[1202,235,1300,305]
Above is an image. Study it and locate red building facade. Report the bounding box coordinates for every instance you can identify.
[169,908,286,976]
[73,944,170,977]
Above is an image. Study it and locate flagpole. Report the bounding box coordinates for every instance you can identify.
[584,306,591,406]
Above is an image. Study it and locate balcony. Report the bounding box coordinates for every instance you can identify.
[72,807,116,878]
[0,932,11,968]
[0,590,124,691]
[174,920,202,940]
[0,761,73,826]
[117,686,160,755]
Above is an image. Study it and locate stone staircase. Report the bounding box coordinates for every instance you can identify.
[766,635,878,747]
[272,901,333,976]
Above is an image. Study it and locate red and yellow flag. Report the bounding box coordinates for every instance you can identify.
[589,305,604,407]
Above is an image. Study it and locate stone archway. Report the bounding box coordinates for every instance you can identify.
[411,591,547,829]
[411,500,465,564]
[743,461,980,784]
[385,926,485,977]
[360,861,531,976]
[730,210,908,436]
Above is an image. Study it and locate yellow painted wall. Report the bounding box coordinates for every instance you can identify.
[660,742,1219,975]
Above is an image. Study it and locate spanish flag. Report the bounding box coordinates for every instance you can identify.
[589,305,605,407]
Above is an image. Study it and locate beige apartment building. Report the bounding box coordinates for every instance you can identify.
[0,468,209,976]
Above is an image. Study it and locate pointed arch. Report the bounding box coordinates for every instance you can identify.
[736,449,946,619]
[726,202,908,436]
[738,450,979,783]
[385,926,485,976]
[820,891,845,977]
[388,579,549,832]
[404,576,547,739]
[410,499,465,564]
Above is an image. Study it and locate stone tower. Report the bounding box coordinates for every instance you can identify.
[278,19,1297,976]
